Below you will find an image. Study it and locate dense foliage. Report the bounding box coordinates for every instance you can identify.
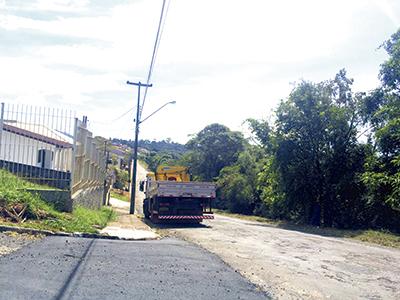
[185,124,245,181]
[182,29,400,232]
[112,167,130,190]
[142,150,182,172]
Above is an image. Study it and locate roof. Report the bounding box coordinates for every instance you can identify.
[111,148,127,157]
[2,122,73,148]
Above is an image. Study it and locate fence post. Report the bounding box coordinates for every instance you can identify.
[0,103,4,159]
[70,118,79,195]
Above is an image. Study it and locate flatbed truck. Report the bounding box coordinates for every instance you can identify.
[140,166,215,223]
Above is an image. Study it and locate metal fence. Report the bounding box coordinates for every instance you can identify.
[0,102,106,193]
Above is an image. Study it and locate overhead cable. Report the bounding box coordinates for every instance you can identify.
[140,0,171,118]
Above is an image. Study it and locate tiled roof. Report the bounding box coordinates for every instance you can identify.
[3,123,72,148]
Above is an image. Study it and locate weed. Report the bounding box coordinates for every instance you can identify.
[0,170,116,233]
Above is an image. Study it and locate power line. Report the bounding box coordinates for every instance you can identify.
[93,0,171,127]
[140,0,171,118]
[111,106,136,122]
[88,106,137,126]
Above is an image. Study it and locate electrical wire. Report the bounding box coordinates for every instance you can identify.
[140,0,171,118]
[88,106,137,126]
[94,0,171,127]
[111,106,135,122]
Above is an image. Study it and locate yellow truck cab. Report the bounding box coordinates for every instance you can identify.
[153,166,191,182]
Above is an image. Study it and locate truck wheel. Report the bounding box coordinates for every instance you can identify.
[151,213,159,224]
[143,199,150,219]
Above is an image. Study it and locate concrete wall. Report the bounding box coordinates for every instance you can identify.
[26,185,106,213]
[72,186,105,210]
[25,189,72,212]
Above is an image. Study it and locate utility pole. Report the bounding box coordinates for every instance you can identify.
[0,103,4,159]
[103,140,110,206]
[127,81,153,214]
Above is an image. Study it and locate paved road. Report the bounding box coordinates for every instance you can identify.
[0,236,268,300]
[168,215,400,300]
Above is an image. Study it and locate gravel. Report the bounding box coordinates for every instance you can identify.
[0,231,42,256]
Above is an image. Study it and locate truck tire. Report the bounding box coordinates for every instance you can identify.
[150,213,159,224]
[143,199,150,219]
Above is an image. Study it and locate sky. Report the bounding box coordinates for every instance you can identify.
[0,0,399,144]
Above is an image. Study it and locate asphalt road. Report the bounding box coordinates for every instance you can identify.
[0,236,268,300]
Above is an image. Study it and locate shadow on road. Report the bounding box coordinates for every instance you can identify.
[55,239,96,300]
[142,218,211,230]
[243,220,369,239]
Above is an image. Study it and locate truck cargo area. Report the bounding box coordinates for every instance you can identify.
[141,166,216,223]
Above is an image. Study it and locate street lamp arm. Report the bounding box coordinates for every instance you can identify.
[139,101,176,124]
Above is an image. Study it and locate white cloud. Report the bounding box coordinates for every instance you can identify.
[373,0,400,26]
[0,0,398,143]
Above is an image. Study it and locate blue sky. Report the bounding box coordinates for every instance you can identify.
[0,0,399,143]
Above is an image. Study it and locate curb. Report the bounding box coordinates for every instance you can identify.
[0,225,159,241]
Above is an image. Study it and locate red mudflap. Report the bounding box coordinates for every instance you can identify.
[158,215,214,220]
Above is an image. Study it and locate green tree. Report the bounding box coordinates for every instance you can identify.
[250,70,367,227]
[112,167,130,190]
[143,151,181,172]
[186,124,245,181]
[217,147,264,213]
[361,29,400,226]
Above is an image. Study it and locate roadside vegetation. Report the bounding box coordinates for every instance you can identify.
[215,209,400,249]
[182,29,400,235]
[110,189,130,202]
[118,29,400,241]
[0,169,115,233]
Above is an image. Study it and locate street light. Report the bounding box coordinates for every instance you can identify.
[140,100,176,124]
[126,88,176,215]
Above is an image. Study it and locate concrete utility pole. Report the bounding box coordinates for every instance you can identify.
[127,81,153,215]
[103,140,110,206]
[0,103,4,158]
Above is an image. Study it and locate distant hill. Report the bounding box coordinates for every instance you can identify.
[112,138,186,153]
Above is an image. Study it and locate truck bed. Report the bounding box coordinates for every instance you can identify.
[148,181,216,199]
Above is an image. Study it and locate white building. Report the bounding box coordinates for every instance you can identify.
[0,121,73,171]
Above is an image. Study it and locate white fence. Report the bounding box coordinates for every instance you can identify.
[0,102,106,194]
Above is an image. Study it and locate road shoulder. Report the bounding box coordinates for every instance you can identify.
[0,231,43,256]
[100,197,159,240]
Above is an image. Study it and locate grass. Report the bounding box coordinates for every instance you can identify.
[214,209,281,225]
[1,206,116,233]
[215,209,400,249]
[138,159,149,170]
[0,206,116,233]
[351,230,400,248]
[0,169,50,189]
[0,169,116,233]
[110,190,130,202]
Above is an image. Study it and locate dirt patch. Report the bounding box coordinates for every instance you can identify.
[0,231,43,256]
[169,214,400,299]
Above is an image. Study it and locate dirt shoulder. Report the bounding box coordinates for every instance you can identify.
[214,210,400,249]
[0,231,42,256]
[167,214,400,300]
